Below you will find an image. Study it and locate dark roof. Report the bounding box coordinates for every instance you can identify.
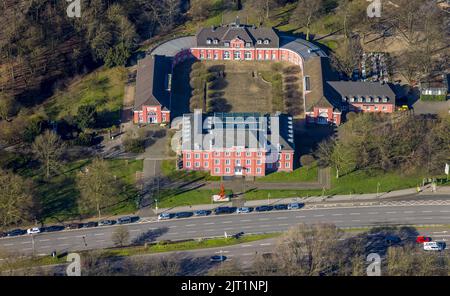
[196,23,279,48]
[304,56,339,112]
[327,81,396,104]
[181,112,294,151]
[134,55,172,109]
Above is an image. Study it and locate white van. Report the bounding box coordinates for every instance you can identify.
[423,241,444,251]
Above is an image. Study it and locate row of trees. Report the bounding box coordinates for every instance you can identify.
[316,113,450,178]
[0,131,125,228]
[210,224,450,276]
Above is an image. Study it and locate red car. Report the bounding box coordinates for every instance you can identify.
[416,236,432,243]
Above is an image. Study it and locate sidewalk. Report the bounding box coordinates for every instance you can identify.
[155,185,450,214]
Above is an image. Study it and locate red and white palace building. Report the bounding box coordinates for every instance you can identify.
[134,21,396,126]
[180,111,294,177]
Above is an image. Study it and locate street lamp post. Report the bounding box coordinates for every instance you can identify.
[155,199,158,216]
[267,193,271,206]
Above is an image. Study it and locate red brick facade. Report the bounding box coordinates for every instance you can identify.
[133,106,170,124]
[306,107,342,125]
[182,149,294,177]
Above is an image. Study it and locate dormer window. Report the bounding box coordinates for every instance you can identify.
[264,39,270,44]
[245,42,251,47]
[224,42,230,47]
[358,96,363,102]
[257,39,262,44]
[343,96,348,102]
[213,39,219,44]
[366,97,371,103]
[374,97,380,103]
[382,97,388,103]
[206,39,212,45]
[350,97,355,102]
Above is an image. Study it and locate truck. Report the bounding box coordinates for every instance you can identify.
[423,241,445,251]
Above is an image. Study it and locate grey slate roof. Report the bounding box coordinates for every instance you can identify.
[181,112,294,151]
[196,24,279,48]
[280,36,327,61]
[134,55,172,109]
[327,81,396,104]
[150,36,197,57]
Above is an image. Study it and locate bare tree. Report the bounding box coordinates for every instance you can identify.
[31,130,66,179]
[76,158,120,219]
[0,170,35,228]
[111,226,130,247]
[290,0,323,41]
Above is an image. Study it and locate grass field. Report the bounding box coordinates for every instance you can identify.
[204,61,288,113]
[257,163,319,183]
[24,158,143,223]
[41,66,127,128]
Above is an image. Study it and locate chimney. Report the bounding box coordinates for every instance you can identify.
[236,16,240,27]
[211,25,215,32]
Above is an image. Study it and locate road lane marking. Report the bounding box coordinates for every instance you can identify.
[332,214,343,216]
[260,225,271,228]
[94,233,105,236]
[57,237,69,240]
[296,216,305,218]
[21,241,29,245]
[130,229,140,232]
[204,222,215,225]
[243,226,252,229]
[222,221,232,224]
[386,212,397,214]
[2,243,13,246]
[404,211,415,214]
[368,212,378,215]
[351,220,361,222]
[350,213,361,215]
[422,211,432,213]
[38,239,50,242]
[58,244,70,247]
[240,220,251,222]
[241,244,253,248]
[278,224,290,226]
[258,218,270,221]
[314,214,324,217]
[276,217,288,220]
[260,243,272,246]
[187,230,197,234]
[185,224,196,227]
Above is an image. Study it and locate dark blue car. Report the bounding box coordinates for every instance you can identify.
[255,206,273,212]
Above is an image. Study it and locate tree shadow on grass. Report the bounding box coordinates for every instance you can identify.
[177,254,216,276]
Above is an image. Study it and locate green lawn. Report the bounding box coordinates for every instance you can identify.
[158,188,232,209]
[257,163,318,183]
[41,66,126,128]
[106,233,279,257]
[161,159,220,182]
[23,158,143,223]
[328,169,427,195]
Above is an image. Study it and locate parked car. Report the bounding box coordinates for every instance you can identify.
[0,232,6,238]
[385,235,401,245]
[83,222,98,228]
[416,236,432,244]
[158,213,172,220]
[193,210,210,216]
[288,203,303,210]
[424,241,445,251]
[44,225,65,232]
[210,255,227,262]
[7,229,26,237]
[175,212,193,219]
[236,207,252,214]
[255,205,273,212]
[27,227,41,235]
[274,204,288,210]
[214,207,235,215]
[65,223,84,230]
[117,216,133,224]
[232,231,245,239]
[98,220,116,226]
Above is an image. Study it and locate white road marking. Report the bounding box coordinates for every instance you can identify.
[404,211,415,214]
[94,233,105,236]
[276,217,288,220]
[351,220,361,222]
[223,221,232,224]
[332,214,343,216]
[350,213,361,215]
[240,220,251,223]
[314,214,324,217]
[260,243,272,246]
[241,245,253,248]
[278,224,290,227]
[258,218,270,221]
[422,211,432,213]
[130,229,140,232]
[185,224,196,227]
[204,222,215,225]
[386,212,396,214]
[57,237,68,240]
[38,239,50,242]
[296,216,305,218]
[187,230,197,234]
[2,243,13,246]
[368,212,378,215]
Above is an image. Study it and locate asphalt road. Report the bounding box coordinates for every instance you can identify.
[1,198,450,256]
